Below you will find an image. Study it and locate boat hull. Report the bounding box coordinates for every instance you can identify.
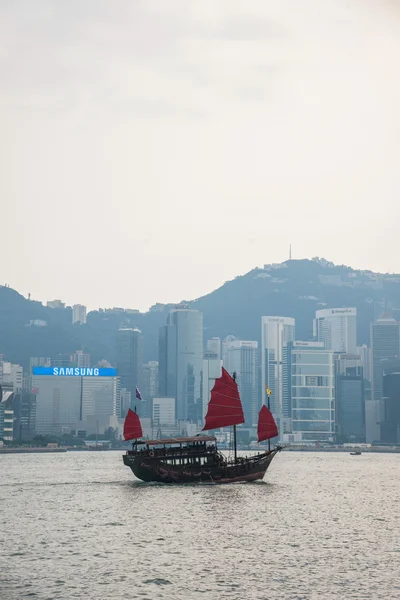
[123,448,281,484]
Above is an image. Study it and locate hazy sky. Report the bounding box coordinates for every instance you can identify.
[1,0,400,311]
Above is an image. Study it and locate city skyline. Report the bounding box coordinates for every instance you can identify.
[2,298,400,445]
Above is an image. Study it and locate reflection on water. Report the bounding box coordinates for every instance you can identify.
[1,450,400,599]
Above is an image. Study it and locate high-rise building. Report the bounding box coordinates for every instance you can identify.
[0,360,24,442]
[381,371,400,444]
[371,317,400,403]
[365,399,381,444]
[120,388,132,418]
[261,316,295,430]
[32,375,82,435]
[291,341,335,442]
[314,308,357,353]
[116,328,143,411]
[0,393,14,441]
[72,304,87,324]
[222,337,259,427]
[30,357,51,371]
[159,322,176,399]
[207,338,221,360]
[357,345,371,382]
[158,308,203,422]
[153,397,175,426]
[12,391,37,440]
[29,358,51,392]
[202,352,222,419]
[335,354,365,443]
[72,351,91,368]
[0,360,23,392]
[81,376,120,420]
[32,368,120,434]
[142,361,159,418]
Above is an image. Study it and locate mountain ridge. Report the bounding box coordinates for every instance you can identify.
[1,258,399,368]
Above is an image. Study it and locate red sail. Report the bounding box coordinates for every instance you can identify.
[257,405,278,442]
[123,409,143,441]
[202,367,245,431]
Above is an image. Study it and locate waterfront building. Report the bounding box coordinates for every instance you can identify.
[371,317,400,402]
[381,371,400,444]
[32,368,120,434]
[261,316,295,430]
[335,354,365,443]
[142,361,159,418]
[159,308,203,422]
[222,337,258,427]
[291,341,335,443]
[116,328,143,411]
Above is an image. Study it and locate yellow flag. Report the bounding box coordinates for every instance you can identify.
[265,386,272,396]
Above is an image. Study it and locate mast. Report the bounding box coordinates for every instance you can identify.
[267,392,271,452]
[233,372,238,462]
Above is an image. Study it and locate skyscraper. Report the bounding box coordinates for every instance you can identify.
[207,338,221,360]
[261,316,295,430]
[357,345,371,382]
[314,308,357,353]
[371,317,400,402]
[72,351,91,368]
[116,328,143,412]
[202,351,222,419]
[159,323,177,398]
[381,371,400,444]
[158,308,203,422]
[32,374,81,435]
[142,361,159,418]
[81,376,120,420]
[335,354,365,443]
[222,337,258,427]
[12,391,37,440]
[291,341,335,442]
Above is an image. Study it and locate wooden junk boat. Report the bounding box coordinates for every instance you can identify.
[122,368,282,484]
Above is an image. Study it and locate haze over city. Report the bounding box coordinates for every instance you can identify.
[1,0,400,311]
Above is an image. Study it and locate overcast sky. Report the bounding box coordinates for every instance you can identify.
[1,0,400,311]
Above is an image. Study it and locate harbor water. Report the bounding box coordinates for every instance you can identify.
[1,451,399,600]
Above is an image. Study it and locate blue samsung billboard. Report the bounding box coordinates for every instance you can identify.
[32,367,117,377]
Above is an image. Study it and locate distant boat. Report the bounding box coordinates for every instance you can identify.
[350,450,362,455]
[122,368,282,484]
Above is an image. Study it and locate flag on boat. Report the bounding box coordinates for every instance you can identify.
[136,387,142,401]
[265,386,272,396]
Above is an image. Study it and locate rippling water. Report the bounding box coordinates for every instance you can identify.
[1,451,400,599]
